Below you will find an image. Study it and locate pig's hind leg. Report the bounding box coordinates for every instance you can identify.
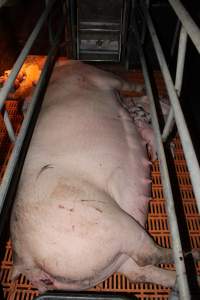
[118,258,176,287]
[120,219,200,287]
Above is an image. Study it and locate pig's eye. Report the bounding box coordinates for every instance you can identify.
[40,278,53,285]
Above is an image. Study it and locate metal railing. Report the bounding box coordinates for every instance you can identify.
[0,0,66,234]
[135,0,200,299]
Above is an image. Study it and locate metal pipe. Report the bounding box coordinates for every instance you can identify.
[63,0,71,57]
[168,0,200,55]
[76,5,80,60]
[0,10,64,217]
[134,22,191,300]
[3,111,16,143]
[170,19,181,57]
[69,0,77,58]
[162,26,188,141]
[45,0,54,46]
[0,0,57,112]
[141,0,150,44]
[141,2,200,215]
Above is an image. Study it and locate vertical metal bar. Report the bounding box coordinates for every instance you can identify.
[170,19,181,57]
[76,4,80,60]
[3,111,16,143]
[63,0,70,57]
[141,0,149,44]
[168,0,200,55]
[119,9,123,61]
[174,26,188,96]
[0,0,57,112]
[69,0,77,58]
[162,25,188,141]
[45,0,54,45]
[125,0,135,69]
[134,21,191,300]
[141,1,200,215]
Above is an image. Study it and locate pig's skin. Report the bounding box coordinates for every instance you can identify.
[10,61,198,292]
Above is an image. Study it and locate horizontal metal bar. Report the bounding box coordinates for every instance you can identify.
[168,0,200,55]
[134,22,191,300]
[141,2,200,215]
[78,58,120,62]
[162,25,188,141]
[0,0,57,112]
[80,21,121,27]
[3,111,16,143]
[0,13,64,219]
[79,50,119,54]
[80,29,120,32]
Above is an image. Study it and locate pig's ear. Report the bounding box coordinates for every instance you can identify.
[10,265,21,280]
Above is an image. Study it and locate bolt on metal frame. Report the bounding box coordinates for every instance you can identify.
[136,0,200,298]
[0,0,65,229]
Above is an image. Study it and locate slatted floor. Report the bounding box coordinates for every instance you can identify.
[0,69,199,300]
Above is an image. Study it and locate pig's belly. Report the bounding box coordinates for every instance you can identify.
[19,88,150,226]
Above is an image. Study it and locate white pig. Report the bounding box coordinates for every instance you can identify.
[10,60,199,293]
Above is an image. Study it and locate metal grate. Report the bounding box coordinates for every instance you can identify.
[0,72,199,299]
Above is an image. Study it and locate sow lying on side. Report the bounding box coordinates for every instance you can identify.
[10,60,199,292]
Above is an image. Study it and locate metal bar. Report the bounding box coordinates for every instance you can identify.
[118,8,123,61]
[79,50,119,55]
[134,22,191,300]
[0,10,64,218]
[63,0,70,57]
[3,111,16,143]
[45,0,54,46]
[141,2,200,215]
[168,0,200,55]
[174,26,188,97]
[69,0,77,58]
[76,5,80,60]
[170,19,181,57]
[141,0,149,44]
[162,25,188,141]
[80,21,121,27]
[0,0,57,112]
[79,29,120,32]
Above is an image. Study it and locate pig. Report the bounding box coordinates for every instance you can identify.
[10,60,199,293]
